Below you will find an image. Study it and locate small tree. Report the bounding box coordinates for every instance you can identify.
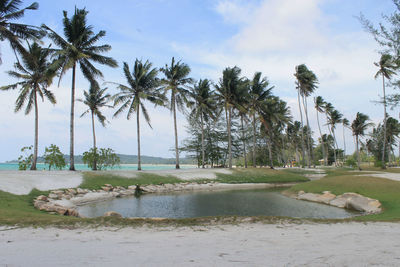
[18,146,33,170]
[82,148,120,170]
[43,144,66,170]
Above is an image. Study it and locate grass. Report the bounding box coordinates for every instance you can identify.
[288,174,400,221]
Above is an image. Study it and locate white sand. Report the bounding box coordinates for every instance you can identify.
[0,171,83,195]
[359,171,400,182]
[1,222,400,266]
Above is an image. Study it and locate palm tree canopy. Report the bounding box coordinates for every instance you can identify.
[294,64,319,97]
[1,41,56,113]
[324,102,334,116]
[327,109,343,130]
[342,118,350,128]
[314,96,325,113]
[374,54,397,80]
[113,59,164,127]
[248,72,274,115]
[160,57,193,112]
[43,7,118,83]
[188,79,216,122]
[79,81,111,127]
[351,112,373,137]
[215,66,246,111]
[0,0,43,62]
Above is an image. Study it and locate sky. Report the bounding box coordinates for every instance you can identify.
[0,0,397,162]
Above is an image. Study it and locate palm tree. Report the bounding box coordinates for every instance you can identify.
[248,72,274,167]
[0,0,43,63]
[43,8,118,170]
[295,64,318,168]
[188,79,216,168]
[160,57,193,169]
[78,81,111,170]
[374,54,397,169]
[113,59,164,171]
[314,96,327,165]
[1,42,56,170]
[351,112,373,170]
[342,118,350,163]
[327,109,343,166]
[215,66,244,169]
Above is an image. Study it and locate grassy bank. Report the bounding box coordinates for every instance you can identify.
[288,174,400,221]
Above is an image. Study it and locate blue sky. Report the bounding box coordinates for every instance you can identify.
[0,0,397,162]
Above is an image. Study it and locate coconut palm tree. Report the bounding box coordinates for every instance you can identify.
[188,79,216,168]
[215,66,244,169]
[314,96,327,165]
[295,64,318,168]
[248,72,274,167]
[327,109,343,166]
[342,118,350,163]
[374,54,397,169]
[160,57,193,169]
[78,81,111,170]
[351,112,373,170]
[1,42,56,170]
[0,0,43,63]
[113,59,164,171]
[43,7,118,170]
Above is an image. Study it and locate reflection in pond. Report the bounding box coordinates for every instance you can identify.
[77,189,359,219]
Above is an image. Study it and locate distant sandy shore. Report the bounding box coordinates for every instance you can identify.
[1,222,400,266]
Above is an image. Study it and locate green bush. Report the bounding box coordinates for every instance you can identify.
[43,144,66,170]
[82,147,120,170]
[18,146,33,170]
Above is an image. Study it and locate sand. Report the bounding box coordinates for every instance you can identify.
[1,222,400,266]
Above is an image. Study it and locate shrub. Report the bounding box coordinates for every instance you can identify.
[82,148,120,170]
[18,146,33,170]
[43,144,66,170]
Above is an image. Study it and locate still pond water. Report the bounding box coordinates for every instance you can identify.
[77,189,358,219]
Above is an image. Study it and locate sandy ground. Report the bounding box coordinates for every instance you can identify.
[1,222,400,266]
[359,171,400,182]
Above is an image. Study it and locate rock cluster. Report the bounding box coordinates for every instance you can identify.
[296,191,382,214]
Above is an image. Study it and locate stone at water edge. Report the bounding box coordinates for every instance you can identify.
[103,211,123,218]
[36,195,48,202]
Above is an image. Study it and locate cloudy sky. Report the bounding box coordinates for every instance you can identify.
[0,0,397,162]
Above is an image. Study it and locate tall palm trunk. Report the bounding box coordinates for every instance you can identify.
[303,96,314,167]
[137,104,141,171]
[382,75,387,169]
[227,106,232,169]
[297,89,306,168]
[332,128,339,166]
[252,113,256,167]
[200,113,205,168]
[30,87,38,170]
[91,110,97,171]
[266,134,274,169]
[315,107,326,166]
[342,126,346,164]
[69,63,76,171]
[241,115,247,168]
[356,135,361,170]
[172,92,180,169]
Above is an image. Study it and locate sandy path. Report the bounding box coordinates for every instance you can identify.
[359,171,400,182]
[1,222,399,266]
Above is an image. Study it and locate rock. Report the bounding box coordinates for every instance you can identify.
[76,188,86,194]
[319,191,336,204]
[128,185,137,190]
[48,193,59,200]
[343,193,382,214]
[104,184,113,187]
[298,191,305,196]
[36,195,48,202]
[66,209,80,217]
[101,186,112,192]
[51,190,64,195]
[103,211,122,218]
[298,193,322,202]
[55,207,68,215]
[329,196,347,208]
[66,188,77,195]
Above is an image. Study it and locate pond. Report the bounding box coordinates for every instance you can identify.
[77,189,359,219]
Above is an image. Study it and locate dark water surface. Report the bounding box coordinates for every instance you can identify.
[77,189,358,219]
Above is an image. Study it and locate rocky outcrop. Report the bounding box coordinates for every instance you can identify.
[296,191,382,214]
[103,211,122,218]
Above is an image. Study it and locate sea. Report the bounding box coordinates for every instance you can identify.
[0,163,194,171]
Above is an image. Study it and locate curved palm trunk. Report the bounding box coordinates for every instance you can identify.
[241,115,247,168]
[356,135,361,171]
[172,92,180,169]
[297,89,306,168]
[200,113,205,168]
[30,88,38,171]
[227,106,232,169]
[316,108,326,166]
[267,134,274,169]
[252,113,257,168]
[332,128,338,166]
[137,105,141,171]
[382,75,387,169]
[91,111,97,171]
[69,64,76,171]
[302,96,313,167]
